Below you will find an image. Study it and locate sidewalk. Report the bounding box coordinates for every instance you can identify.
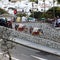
[0,53,19,60]
[11,37,60,56]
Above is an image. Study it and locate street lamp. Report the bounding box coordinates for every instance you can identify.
[43,0,45,18]
[53,0,55,17]
[31,2,35,18]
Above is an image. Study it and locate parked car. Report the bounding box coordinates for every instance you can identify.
[0,17,12,28]
[27,17,36,22]
[0,18,7,27]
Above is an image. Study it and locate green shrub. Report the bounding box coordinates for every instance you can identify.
[0,8,8,14]
[47,7,60,17]
[30,11,42,19]
[16,13,27,17]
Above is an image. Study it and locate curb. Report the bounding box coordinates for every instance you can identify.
[9,37,60,56]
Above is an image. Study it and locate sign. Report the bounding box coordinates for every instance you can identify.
[14,9,17,14]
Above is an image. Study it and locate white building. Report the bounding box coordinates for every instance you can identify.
[38,0,57,12]
[0,0,58,14]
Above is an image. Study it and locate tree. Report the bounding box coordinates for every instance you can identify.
[29,0,38,17]
[0,8,8,14]
[47,7,60,17]
[30,0,37,2]
[0,26,15,60]
[57,0,60,3]
[30,11,42,19]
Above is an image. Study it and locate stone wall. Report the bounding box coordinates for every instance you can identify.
[0,22,60,50]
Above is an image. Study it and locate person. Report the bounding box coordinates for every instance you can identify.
[56,16,60,27]
[53,17,57,27]
[21,16,27,22]
[15,24,19,30]
[29,26,33,34]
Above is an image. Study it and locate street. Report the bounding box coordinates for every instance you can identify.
[8,43,60,60]
[0,40,60,60]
